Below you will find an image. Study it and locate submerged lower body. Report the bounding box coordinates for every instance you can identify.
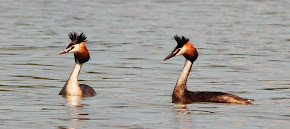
[172,91,253,104]
[59,84,96,97]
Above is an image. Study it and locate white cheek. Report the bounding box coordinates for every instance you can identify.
[69,44,80,53]
[176,47,186,56]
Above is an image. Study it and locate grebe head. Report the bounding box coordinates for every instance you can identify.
[164,35,198,62]
[57,32,90,64]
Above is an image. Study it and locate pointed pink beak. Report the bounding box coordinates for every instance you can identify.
[57,46,74,55]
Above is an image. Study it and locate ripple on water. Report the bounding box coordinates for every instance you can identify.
[0,0,289,128]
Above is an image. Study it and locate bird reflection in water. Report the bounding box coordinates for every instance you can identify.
[65,95,83,107]
[175,104,190,114]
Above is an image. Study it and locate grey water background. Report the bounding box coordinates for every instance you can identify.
[0,0,289,128]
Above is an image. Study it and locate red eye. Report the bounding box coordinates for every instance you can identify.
[70,46,75,50]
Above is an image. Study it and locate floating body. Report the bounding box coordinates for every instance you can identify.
[164,35,253,104]
[58,32,96,97]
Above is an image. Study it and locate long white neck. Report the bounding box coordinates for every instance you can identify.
[173,59,193,96]
[64,63,83,95]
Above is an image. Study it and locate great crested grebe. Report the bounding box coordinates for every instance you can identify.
[57,32,96,97]
[164,35,253,104]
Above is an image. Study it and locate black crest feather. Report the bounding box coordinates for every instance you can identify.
[174,35,189,47]
[68,32,87,43]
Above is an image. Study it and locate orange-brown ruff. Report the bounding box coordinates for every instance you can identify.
[58,32,96,97]
[164,35,253,104]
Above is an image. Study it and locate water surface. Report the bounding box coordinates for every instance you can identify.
[0,0,289,128]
